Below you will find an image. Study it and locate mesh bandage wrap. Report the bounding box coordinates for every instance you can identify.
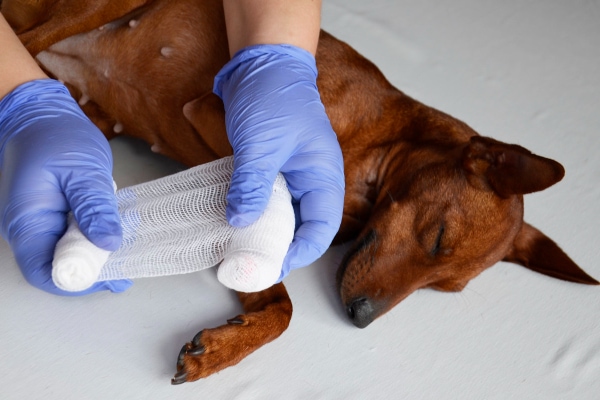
[51,156,295,293]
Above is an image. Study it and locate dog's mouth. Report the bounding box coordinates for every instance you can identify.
[336,229,382,328]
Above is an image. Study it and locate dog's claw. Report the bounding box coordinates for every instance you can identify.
[192,331,203,347]
[177,344,188,368]
[188,345,206,356]
[171,370,188,385]
[227,317,244,325]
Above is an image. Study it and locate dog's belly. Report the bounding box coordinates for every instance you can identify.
[35,0,230,167]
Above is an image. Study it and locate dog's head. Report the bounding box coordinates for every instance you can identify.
[338,133,598,328]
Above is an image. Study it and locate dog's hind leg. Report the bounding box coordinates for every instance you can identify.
[2,0,152,56]
[172,282,293,384]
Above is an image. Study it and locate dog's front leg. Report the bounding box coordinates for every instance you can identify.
[172,282,293,384]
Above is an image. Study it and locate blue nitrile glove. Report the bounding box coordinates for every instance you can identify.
[214,44,345,281]
[0,79,132,295]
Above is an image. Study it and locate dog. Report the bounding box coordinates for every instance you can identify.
[2,0,598,384]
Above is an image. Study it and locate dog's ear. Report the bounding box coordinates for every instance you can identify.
[462,136,565,197]
[504,222,599,285]
[183,92,233,157]
[183,93,233,158]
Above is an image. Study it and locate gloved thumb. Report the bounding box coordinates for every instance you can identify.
[226,165,277,228]
[63,174,122,252]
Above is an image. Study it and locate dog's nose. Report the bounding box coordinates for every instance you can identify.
[346,297,375,329]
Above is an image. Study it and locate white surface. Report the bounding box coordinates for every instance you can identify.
[2,0,600,398]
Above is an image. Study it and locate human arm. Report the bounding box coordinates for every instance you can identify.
[0,13,47,97]
[0,13,132,295]
[223,0,321,55]
[216,1,345,281]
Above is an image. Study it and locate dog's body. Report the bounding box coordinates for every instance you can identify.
[2,0,597,384]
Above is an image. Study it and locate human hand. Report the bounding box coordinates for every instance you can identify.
[0,79,132,295]
[214,44,345,281]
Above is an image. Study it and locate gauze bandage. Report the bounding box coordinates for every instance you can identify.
[52,156,295,293]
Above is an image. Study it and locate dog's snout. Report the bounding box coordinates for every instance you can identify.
[346,297,375,329]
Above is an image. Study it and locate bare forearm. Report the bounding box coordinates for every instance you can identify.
[223,0,322,56]
[0,13,47,100]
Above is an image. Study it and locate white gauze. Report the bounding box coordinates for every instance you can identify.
[52,156,295,293]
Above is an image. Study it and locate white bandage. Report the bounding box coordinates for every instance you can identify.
[51,156,295,293]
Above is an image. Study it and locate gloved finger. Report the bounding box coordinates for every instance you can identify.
[9,210,132,296]
[63,173,122,252]
[226,165,279,227]
[278,188,344,280]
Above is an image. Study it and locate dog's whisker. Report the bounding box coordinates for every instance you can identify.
[463,285,486,302]
[386,189,395,203]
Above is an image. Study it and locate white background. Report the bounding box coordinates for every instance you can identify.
[1,0,599,398]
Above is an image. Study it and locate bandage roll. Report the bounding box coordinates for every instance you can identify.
[52,214,112,292]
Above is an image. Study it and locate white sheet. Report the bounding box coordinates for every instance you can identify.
[1,0,599,398]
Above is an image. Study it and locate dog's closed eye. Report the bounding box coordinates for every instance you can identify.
[431,224,445,256]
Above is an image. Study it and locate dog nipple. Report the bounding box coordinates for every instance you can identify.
[129,19,139,28]
[113,122,124,134]
[151,144,161,153]
[78,94,90,106]
[161,47,174,58]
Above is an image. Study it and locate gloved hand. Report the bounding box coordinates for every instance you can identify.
[0,79,132,295]
[214,44,345,281]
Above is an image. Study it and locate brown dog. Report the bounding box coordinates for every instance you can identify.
[2,0,597,384]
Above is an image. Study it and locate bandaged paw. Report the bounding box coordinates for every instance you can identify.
[51,156,294,293]
[217,174,293,292]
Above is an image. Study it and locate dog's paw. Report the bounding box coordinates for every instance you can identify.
[171,315,258,384]
[171,284,292,384]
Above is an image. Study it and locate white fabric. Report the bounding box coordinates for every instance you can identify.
[52,156,294,293]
